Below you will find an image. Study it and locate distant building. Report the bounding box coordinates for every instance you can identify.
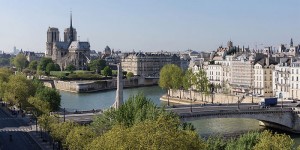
[121,51,180,77]
[45,13,90,70]
[273,58,291,99]
[20,51,45,62]
[290,60,300,99]
[253,55,277,97]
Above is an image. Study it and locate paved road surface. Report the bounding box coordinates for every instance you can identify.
[0,108,41,150]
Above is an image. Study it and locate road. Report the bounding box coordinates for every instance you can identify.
[0,107,41,150]
[168,102,299,114]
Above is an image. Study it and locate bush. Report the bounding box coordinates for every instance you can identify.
[50,71,70,77]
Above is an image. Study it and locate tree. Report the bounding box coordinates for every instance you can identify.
[92,93,174,129]
[86,115,207,150]
[3,74,35,109]
[66,126,96,150]
[0,58,10,66]
[0,68,13,83]
[50,121,78,149]
[182,69,195,99]
[126,72,134,79]
[159,64,183,106]
[37,57,53,74]
[28,96,51,115]
[38,115,58,130]
[65,64,76,72]
[35,87,61,111]
[88,59,106,73]
[102,66,112,77]
[194,69,209,101]
[45,62,60,75]
[28,60,38,70]
[225,131,260,150]
[0,68,13,101]
[253,130,294,150]
[13,54,28,71]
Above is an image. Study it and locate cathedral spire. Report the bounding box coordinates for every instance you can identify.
[68,11,74,46]
[70,11,73,29]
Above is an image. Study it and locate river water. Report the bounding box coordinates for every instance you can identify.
[60,86,300,146]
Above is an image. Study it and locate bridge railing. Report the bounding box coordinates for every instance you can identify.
[51,109,103,116]
[178,108,295,118]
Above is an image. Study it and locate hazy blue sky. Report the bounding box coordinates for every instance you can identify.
[0,0,300,53]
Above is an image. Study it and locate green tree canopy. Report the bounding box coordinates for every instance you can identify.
[45,62,60,75]
[182,69,195,90]
[50,121,78,149]
[65,64,76,72]
[13,54,28,71]
[66,126,96,150]
[194,69,209,97]
[37,57,53,73]
[253,130,294,150]
[126,72,134,79]
[0,58,10,67]
[28,96,51,115]
[102,66,112,77]
[38,114,58,131]
[88,59,106,73]
[3,74,35,108]
[159,64,183,105]
[159,64,183,90]
[91,93,177,135]
[0,68,13,82]
[35,87,61,111]
[0,68,13,100]
[28,60,38,70]
[86,115,207,150]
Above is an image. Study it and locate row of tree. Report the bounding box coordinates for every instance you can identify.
[38,93,204,150]
[159,64,215,104]
[0,68,61,115]
[11,54,136,79]
[38,92,296,150]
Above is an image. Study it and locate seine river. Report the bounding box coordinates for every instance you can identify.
[60,86,300,146]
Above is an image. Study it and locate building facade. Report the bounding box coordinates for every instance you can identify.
[273,58,291,99]
[121,52,180,77]
[45,13,90,70]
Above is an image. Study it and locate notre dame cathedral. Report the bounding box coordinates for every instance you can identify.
[45,13,90,70]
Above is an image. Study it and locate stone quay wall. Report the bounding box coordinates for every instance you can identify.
[166,89,261,104]
[43,77,158,93]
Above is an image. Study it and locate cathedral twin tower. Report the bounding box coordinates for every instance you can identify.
[46,13,90,70]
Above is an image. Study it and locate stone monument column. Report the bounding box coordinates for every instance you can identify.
[113,63,123,109]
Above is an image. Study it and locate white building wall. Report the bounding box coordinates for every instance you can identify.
[273,64,290,99]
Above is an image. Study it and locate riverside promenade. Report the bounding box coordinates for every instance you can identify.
[160,89,261,105]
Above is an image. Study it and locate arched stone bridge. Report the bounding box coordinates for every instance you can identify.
[173,108,300,133]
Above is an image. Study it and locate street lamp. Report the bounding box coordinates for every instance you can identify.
[279,92,283,108]
[238,97,240,110]
[189,87,193,112]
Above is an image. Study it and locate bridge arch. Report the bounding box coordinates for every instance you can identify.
[179,110,295,130]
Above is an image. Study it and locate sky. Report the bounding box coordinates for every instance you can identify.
[0,0,300,53]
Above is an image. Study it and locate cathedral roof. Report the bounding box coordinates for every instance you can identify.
[53,42,69,50]
[69,41,90,51]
